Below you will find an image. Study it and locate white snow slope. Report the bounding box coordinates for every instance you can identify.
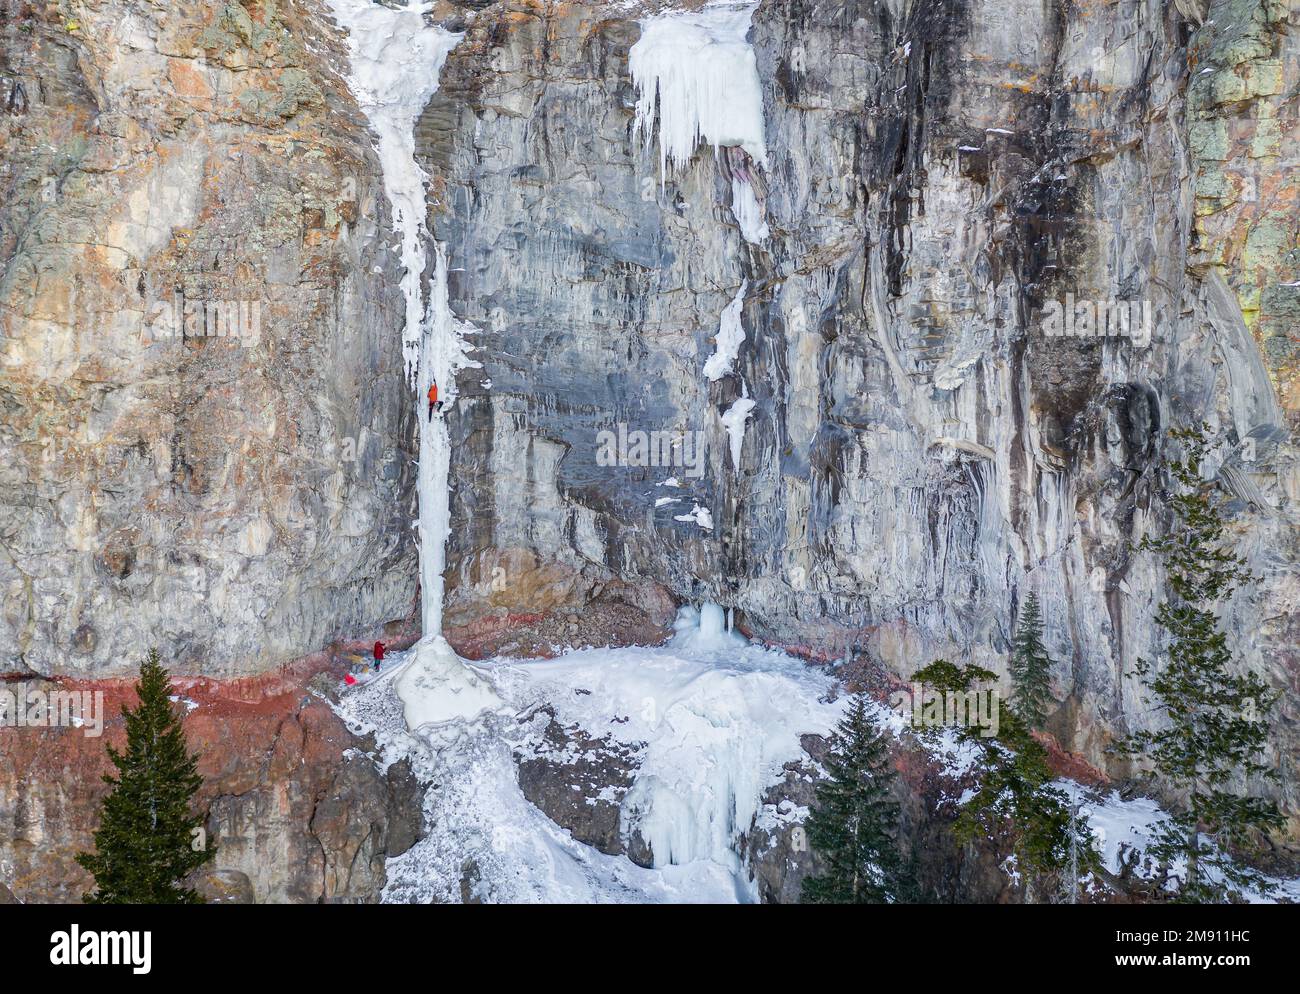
[336,606,846,903]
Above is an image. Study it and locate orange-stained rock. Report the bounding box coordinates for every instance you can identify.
[0,651,423,904]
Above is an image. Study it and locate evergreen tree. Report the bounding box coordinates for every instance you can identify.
[1117,425,1283,902]
[801,693,903,903]
[913,658,1098,898]
[76,649,214,903]
[1009,592,1053,729]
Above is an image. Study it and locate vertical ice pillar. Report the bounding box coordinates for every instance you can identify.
[327,1,469,635]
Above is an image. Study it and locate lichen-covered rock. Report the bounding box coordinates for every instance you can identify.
[0,0,417,679]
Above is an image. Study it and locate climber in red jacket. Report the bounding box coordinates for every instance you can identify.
[373,641,385,671]
[427,381,442,421]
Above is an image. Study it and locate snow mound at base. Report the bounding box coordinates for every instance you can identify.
[393,635,505,733]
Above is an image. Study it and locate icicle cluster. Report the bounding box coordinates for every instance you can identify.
[630,3,768,182]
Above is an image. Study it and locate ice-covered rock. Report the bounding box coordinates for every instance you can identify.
[334,610,845,902]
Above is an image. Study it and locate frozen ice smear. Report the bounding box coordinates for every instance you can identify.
[674,503,714,530]
[721,390,755,471]
[416,243,481,638]
[731,175,769,243]
[709,283,755,475]
[630,2,768,181]
[326,0,459,382]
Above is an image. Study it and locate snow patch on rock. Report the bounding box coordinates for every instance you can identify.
[674,503,714,530]
[721,389,756,472]
[703,280,747,381]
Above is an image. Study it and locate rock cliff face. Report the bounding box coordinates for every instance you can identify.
[1,0,1298,901]
[424,0,1299,826]
[0,0,418,679]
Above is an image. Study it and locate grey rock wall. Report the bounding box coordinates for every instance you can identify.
[422,0,1299,827]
